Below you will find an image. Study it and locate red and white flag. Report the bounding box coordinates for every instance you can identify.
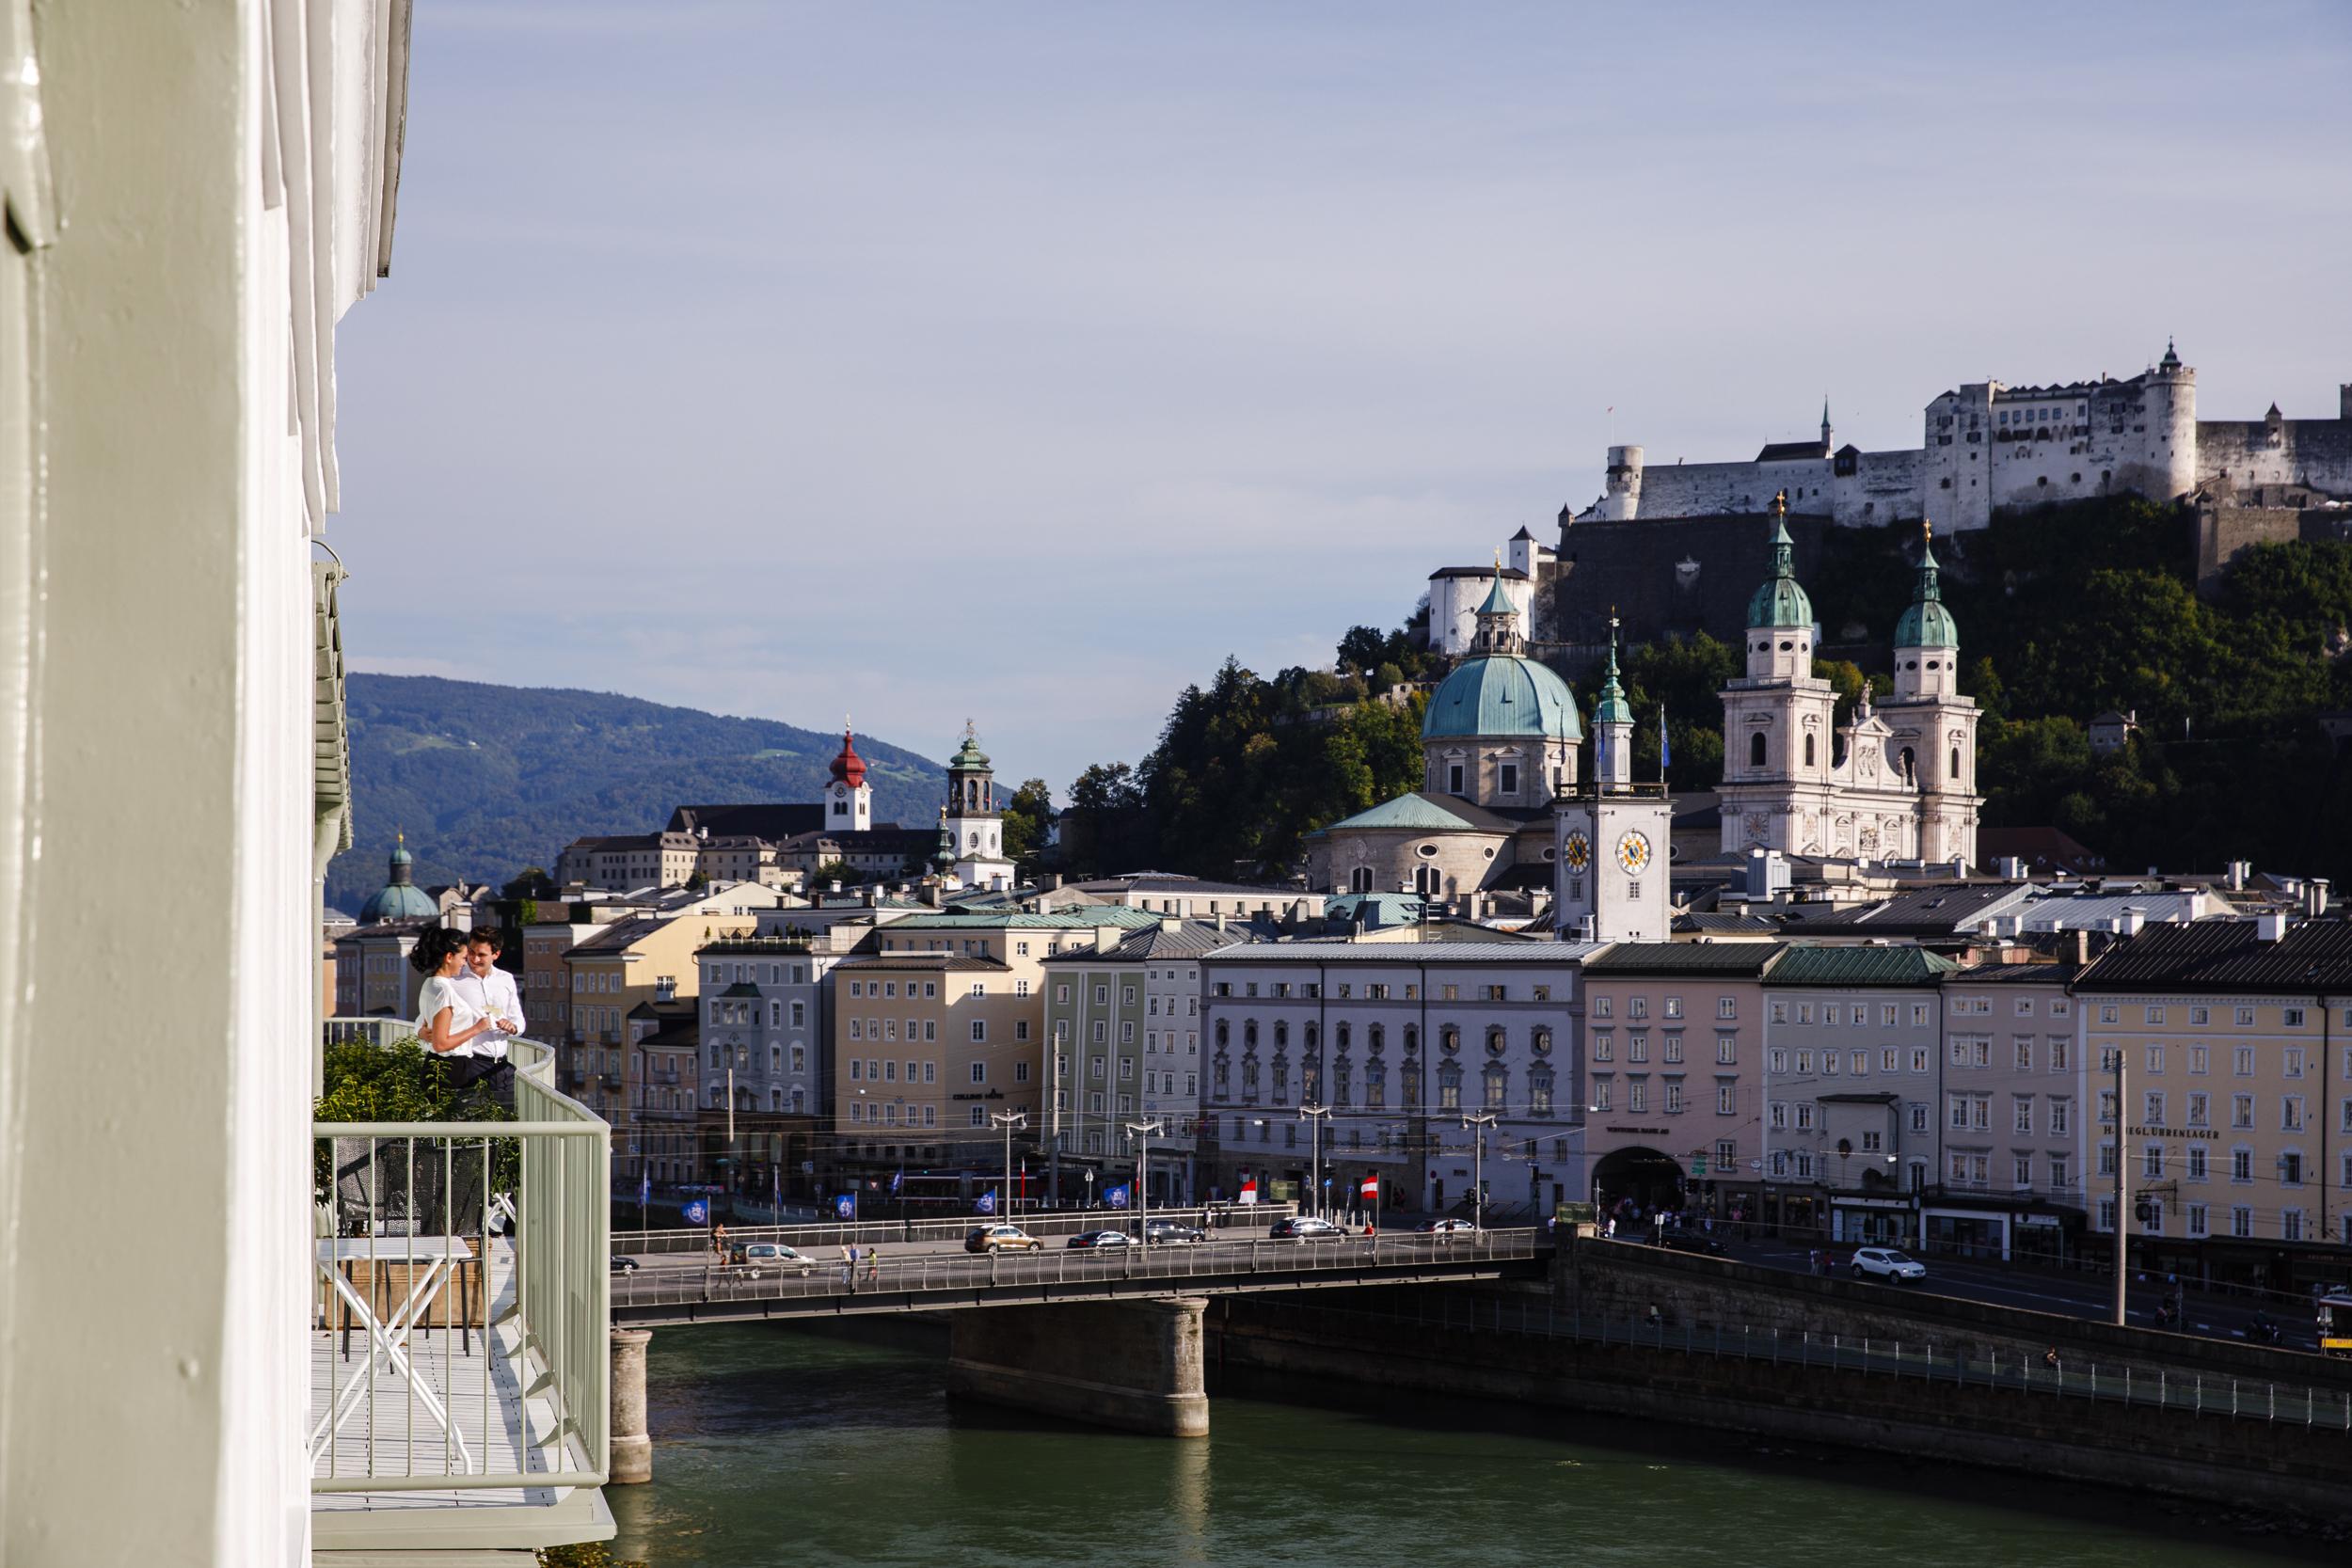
[1359,1174,1379,1201]
[1238,1170,1259,1205]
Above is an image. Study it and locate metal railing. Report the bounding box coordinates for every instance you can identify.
[323,1016,412,1050]
[1241,1294,2352,1431]
[311,1036,610,1495]
[612,1201,1299,1255]
[612,1227,1545,1313]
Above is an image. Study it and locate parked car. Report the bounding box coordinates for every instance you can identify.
[1144,1219,1206,1245]
[1850,1246,1927,1283]
[1658,1228,1725,1256]
[738,1243,816,1276]
[1067,1228,1135,1249]
[1416,1218,1477,1234]
[965,1223,1043,1254]
[1270,1216,1348,1242]
[610,1255,640,1274]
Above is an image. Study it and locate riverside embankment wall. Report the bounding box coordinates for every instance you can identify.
[1207,1291,2352,1520]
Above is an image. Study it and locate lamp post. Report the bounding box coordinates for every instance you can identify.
[2110,1047,2129,1327]
[1125,1117,1163,1240]
[991,1109,1027,1224]
[1462,1112,1498,1230]
[1299,1103,1331,1219]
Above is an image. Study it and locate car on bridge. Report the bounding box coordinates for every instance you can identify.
[1851,1246,1927,1283]
[1067,1229,1135,1249]
[1270,1216,1348,1242]
[611,1255,639,1274]
[965,1223,1044,1254]
[1658,1228,1726,1256]
[1145,1220,1206,1245]
[736,1243,816,1277]
[1416,1218,1476,1234]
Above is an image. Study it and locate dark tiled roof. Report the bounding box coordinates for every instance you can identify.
[2074,920,2352,992]
[565,915,666,954]
[1044,920,1252,964]
[1766,944,1961,987]
[1756,439,1830,463]
[667,803,826,839]
[1805,883,2027,936]
[719,981,764,998]
[627,999,695,1022]
[1426,566,1531,580]
[1953,960,2081,985]
[1583,942,1779,977]
[1676,912,1780,932]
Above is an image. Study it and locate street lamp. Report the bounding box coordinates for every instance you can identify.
[991,1109,1027,1223]
[1125,1117,1164,1241]
[1298,1103,1331,1219]
[1462,1112,1499,1231]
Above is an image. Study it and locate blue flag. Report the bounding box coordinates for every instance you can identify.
[1659,704,1671,774]
[976,1189,997,1215]
[639,1170,650,1207]
[682,1198,707,1226]
[1104,1183,1131,1210]
[890,1167,903,1194]
[834,1193,857,1220]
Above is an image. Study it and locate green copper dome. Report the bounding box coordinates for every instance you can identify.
[1476,575,1516,617]
[358,835,437,922]
[1894,533,1959,649]
[1422,654,1582,743]
[948,727,991,772]
[1746,517,1814,630]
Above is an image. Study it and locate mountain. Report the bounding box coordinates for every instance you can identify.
[327,675,945,914]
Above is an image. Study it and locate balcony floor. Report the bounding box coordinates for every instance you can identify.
[310,1237,611,1557]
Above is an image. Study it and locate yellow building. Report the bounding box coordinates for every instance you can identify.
[2076,918,2352,1289]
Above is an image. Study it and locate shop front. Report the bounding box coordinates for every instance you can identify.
[1831,1193,1915,1246]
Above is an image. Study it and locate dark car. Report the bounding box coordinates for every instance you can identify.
[1658,1228,1725,1256]
[610,1255,640,1274]
[1067,1228,1135,1249]
[1144,1219,1206,1245]
[1270,1216,1347,1242]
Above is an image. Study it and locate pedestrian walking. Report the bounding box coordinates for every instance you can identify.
[2042,1345,2060,1374]
[866,1244,881,1284]
[712,1222,729,1262]
[1605,1215,1617,1240]
[840,1243,855,1288]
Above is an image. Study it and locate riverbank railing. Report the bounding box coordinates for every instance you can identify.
[1238,1293,2352,1431]
[612,1200,1301,1256]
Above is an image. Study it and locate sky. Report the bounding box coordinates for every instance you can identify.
[333,1,2352,797]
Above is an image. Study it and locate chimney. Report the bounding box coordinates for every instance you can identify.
[2227,860,2249,893]
[2064,928,2093,968]
[2116,905,2145,937]
[1951,856,1967,879]
[829,879,843,895]
[655,975,676,1004]
[863,886,878,908]
[2307,879,2330,919]
[2255,910,2288,942]
[1994,856,2024,880]
[920,881,941,909]
[1037,891,1055,915]
[1159,913,1181,933]
[1042,872,1065,892]
[1214,911,1227,933]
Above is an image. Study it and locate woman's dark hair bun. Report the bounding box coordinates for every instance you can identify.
[408,924,467,975]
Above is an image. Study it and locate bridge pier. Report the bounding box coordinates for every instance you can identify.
[948,1296,1209,1437]
[611,1327,653,1483]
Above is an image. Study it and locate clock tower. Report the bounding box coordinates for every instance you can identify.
[944,721,1018,892]
[1554,618,1674,942]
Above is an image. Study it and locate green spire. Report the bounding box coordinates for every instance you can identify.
[1476,573,1515,618]
[1594,614,1632,726]
[1895,517,1959,649]
[1745,493,1814,630]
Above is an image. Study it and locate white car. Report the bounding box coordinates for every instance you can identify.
[739,1243,816,1277]
[1850,1246,1927,1283]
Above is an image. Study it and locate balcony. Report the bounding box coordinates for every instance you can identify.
[311,1032,611,1553]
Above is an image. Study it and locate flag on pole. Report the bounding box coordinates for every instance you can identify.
[771,1165,780,1212]
[1238,1171,1259,1206]
[976,1189,997,1215]
[1659,704,1671,776]
[890,1167,903,1195]
[682,1198,707,1226]
[1359,1174,1379,1201]
[639,1170,651,1208]
[834,1192,856,1220]
[1104,1183,1131,1210]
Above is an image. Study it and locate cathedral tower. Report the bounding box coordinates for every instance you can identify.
[1718,498,1843,855]
[1881,521,1980,863]
[944,721,1016,891]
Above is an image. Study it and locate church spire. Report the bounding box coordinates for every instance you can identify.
[1820,397,1832,448]
[1594,611,1633,787]
[1471,553,1524,656]
[1895,516,1958,652]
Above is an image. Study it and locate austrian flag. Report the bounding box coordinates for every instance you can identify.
[1359,1174,1379,1201]
[1239,1171,1259,1204]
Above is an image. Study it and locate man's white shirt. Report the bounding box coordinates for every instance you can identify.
[450,966,523,1058]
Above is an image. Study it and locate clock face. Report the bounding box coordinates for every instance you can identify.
[1563,831,1591,872]
[1615,831,1653,875]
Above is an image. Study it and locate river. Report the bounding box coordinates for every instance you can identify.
[607,1323,2328,1568]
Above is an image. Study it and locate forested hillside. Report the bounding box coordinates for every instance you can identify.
[1056,499,2352,888]
[328,676,943,913]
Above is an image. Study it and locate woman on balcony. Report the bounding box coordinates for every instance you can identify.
[412,927,503,1090]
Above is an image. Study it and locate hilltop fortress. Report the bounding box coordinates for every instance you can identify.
[1574,341,2352,531]
[1424,343,2352,657]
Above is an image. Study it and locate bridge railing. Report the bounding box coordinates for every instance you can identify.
[1240,1293,2352,1432]
[311,1036,610,1496]
[611,1227,1546,1312]
[612,1201,1299,1256]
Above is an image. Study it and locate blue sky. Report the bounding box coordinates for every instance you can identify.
[333,1,2352,798]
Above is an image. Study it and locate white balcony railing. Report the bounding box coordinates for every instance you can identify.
[311,1030,610,1548]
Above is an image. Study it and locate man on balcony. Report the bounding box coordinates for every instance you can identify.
[453,929,523,1096]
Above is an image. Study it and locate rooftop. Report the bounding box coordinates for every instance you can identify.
[2074,919,2352,992]
[1766,944,1961,988]
[1204,939,1602,965]
[1583,942,1779,977]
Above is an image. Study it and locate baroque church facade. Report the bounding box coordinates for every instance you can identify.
[1716,502,1979,863]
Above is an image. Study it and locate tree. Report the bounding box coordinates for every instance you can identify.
[502,866,554,900]
[1002,777,1053,869]
[809,858,860,888]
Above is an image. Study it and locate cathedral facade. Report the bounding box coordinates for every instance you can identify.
[1716,505,1979,864]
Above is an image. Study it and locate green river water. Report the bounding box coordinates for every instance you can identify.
[606,1323,2326,1568]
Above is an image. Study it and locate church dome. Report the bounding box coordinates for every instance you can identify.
[358,834,438,923]
[1422,654,1582,743]
[1747,515,1814,630]
[1894,531,1959,649]
[829,725,867,788]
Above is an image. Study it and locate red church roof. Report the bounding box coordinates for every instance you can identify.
[829,727,867,789]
